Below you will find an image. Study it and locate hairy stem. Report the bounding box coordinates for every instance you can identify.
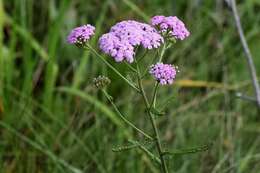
[230,0,260,108]
[136,63,168,173]
[102,90,153,140]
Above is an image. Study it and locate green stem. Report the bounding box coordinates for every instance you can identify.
[86,45,140,92]
[137,49,148,63]
[141,50,159,79]
[159,43,167,62]
[124,62,138,73]
[151,82,159,108]
[136,63,168,173]
[102,90,153,140]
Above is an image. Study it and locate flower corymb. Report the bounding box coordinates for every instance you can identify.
[151,15,190,40]
[67,24,95,46]
[149,63,177,85]
[99,20,164,63]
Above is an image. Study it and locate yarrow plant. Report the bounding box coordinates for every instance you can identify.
[68,15,211,173]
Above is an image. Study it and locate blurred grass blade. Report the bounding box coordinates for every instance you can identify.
[73,0,110,88]
[238,138,260,172]
[5,85,107,173]
[43,63,58,109]
[43,0,71,109]
[122,0,149,22]
[57,87,123,127]
[0,97,4,116]
[4,15,49,61]
[175,79,239,90]
[0,121,83,173]
[0,0,4,97]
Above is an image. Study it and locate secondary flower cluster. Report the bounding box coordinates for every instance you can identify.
[99,20,164,63]
[67,25,95,46]
[149,63,177,85]
[151,15,190,40]
[67,15,189,85]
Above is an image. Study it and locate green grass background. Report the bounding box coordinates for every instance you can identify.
[1,0,260,172]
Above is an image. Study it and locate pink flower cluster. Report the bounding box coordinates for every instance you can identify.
[149,63,177,85]
[67,15,190,85]
[67,25,95,45]
[151,15,190,40]
[99,20,164,63]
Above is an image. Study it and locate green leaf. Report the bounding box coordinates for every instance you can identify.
[112,139,156,152]
[163,142,213,156]
[112,143,140,152]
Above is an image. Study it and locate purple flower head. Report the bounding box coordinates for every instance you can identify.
[149,63,177,85]
[99,20,164,63]
[67,24,95,46]
[151,15,165,26]
[99,33,135,63]
[151,15,190,40]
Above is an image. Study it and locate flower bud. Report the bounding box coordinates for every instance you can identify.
[93,76,111,89]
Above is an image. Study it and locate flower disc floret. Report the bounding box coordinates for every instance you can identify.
[149,63,177,85]
[99,20,164,63]
[67,24,95,46]
[151,15,190,40]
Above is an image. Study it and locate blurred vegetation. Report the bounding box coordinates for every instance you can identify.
[1,0,260,172]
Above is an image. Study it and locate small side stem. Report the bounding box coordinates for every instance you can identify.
[151,82,159,108]
[137,49,148,63]
[141,50,159,79]
[102,90,153,140]
[136,63,168,173]
[87,45,140,92]
[124,62,138,73]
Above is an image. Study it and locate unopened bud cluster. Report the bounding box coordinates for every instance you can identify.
[93,76,111,89]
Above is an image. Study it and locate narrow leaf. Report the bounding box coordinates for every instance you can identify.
[163,142,213,156]
[112,139,155,152]
[112,143,140,152]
